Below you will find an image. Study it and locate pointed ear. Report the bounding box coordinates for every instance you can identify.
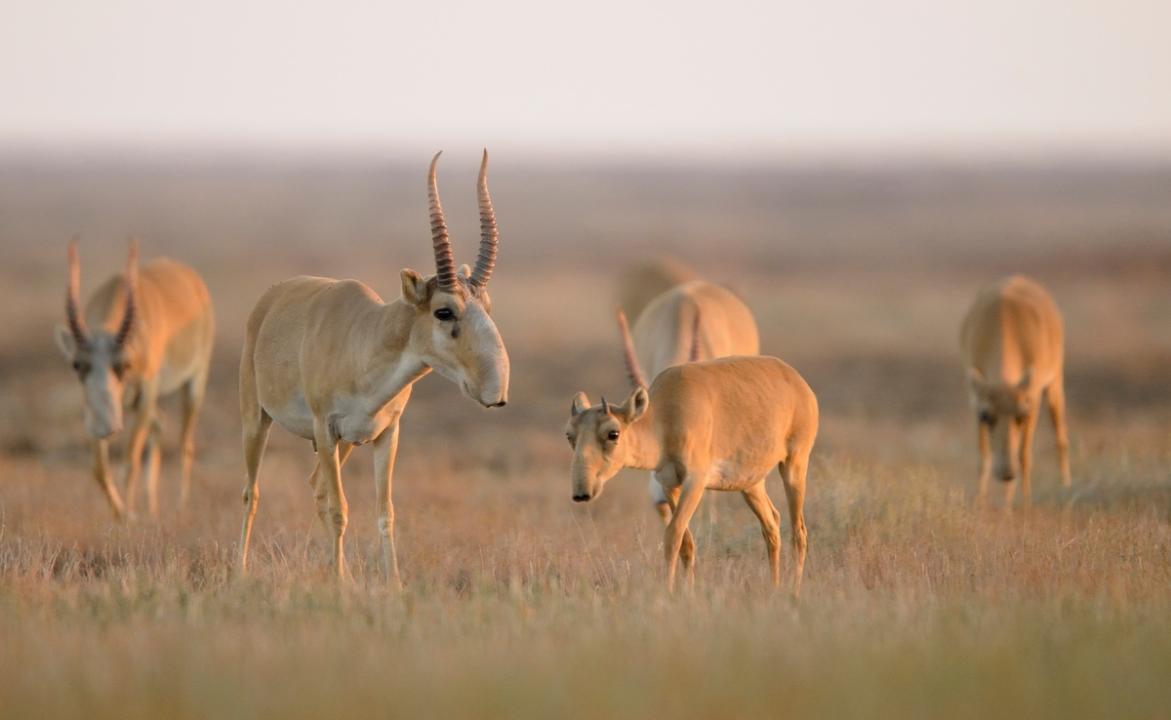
[54,324,77,360]
[571,392,591,417]
[457,263,471,281]
[624,386,649,423]
[400,269,428,306]
[1017,367,1033,392]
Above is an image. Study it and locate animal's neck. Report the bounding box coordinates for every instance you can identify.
[622,407,662,471]
[93,286,145,364]
[357,300,431,413]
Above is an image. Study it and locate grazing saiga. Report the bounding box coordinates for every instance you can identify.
[618,279,759,561]
[961,275,1071,507]
[566,316,817,594]
[237,151,510,582]
[54,240,215,520]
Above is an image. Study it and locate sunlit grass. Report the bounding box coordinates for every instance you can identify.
[3,436,1169,719]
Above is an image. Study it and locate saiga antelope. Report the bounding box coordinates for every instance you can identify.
[619,279,759,562]
[566,318,817,594]
[238,151,510,582]
[54,240,215,520]
[961,275,1071,507]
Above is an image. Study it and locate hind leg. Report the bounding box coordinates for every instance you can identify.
[143,418,164,519]
[976,421,992,508]
[742,482,782,587]
[238,407,272,574]
[177,369,208,511]
[1018,408,1041,508]
[1047,376,1072,488]
[779,453,809,597]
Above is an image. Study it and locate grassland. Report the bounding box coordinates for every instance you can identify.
[1,156,1169,718]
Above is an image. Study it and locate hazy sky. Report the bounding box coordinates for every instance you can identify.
[3,0,1170,158]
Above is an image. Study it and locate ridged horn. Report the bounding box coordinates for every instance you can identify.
[616,308,648,389]
[428,151,457,291]
[470,149,498,290]
[115,239,138,347]
[600,396,611,416]
[65,237,89,347]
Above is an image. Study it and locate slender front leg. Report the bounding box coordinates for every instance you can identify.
[372,421,404,588]
[120,380,158,520]
[143,418,164,519]
[976,421,992,508]
[650,474,673,524]
[663,484,697,581]
[664,471,706,593]
[311,442,355,536]
[177,372,208,511]
[91,439,126,521]
[315,421,348,579]
[237,410,272,574]
[1047,378,1072,488]
[1019,409,1041,508]
[742,482,782,587]
[1001,472,1018,510]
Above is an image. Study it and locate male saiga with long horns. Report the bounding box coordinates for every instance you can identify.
[237,151,510,582]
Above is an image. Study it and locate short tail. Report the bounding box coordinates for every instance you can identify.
[687,307,702,362]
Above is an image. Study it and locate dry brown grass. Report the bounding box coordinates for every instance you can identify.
[1,157,1170,718]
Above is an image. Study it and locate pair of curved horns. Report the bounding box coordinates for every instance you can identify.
[66,238,138,348]
[428,150,499,292]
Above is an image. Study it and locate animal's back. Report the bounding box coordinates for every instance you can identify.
[651,355,816,464]
[634,280,759,377]
[243,276,387,436]
[961,275,1063,378]
[87,258,213,391]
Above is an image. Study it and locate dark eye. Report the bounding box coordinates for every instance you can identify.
[606,430,620,442]
[434,307,456,321]
[112,360,128,378]
[72,360,90,376]
[978,410,995,426]
[566,433,576,448]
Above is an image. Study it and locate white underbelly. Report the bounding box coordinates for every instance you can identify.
[652,459,765,494]
[704,460,762,492]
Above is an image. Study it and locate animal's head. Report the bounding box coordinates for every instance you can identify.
[54,240,139,439]
[565,387,650,502]
[968,367,1035,481]
[563,308,652,502]
[402,151,509,408]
